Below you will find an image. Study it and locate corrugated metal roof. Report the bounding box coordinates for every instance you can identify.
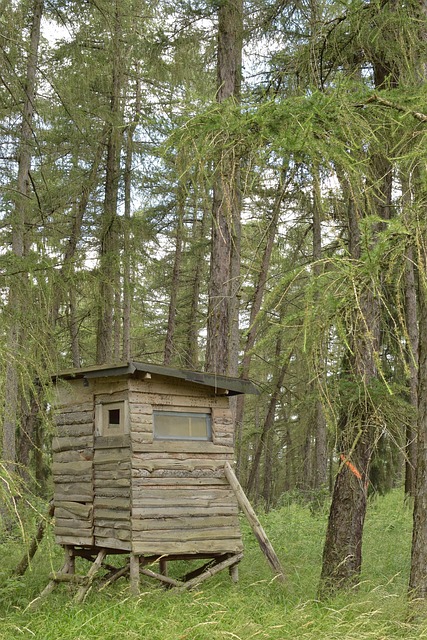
[54,361,260,395]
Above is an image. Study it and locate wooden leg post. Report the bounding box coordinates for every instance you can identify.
[74,549,106,604]
[65,546,75,575]
[229,563,239,584]
[159,557,168,577]
[130,554,140,596]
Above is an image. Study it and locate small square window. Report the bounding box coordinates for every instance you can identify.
[108,408,121,426]
[95,400,128,436]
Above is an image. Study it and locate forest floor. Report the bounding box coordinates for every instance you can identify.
[0,490,424,639]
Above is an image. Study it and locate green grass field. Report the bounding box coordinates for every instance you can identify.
[0,490,424,640]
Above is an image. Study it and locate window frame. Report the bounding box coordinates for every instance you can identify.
[153,409,212,441]
[95,400,129,437]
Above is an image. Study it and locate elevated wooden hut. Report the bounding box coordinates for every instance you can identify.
[51,361,260,593]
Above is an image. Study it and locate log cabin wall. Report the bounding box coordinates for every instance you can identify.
[128,375,243,555]
[52,380,94,546]
[52,367,245,555]
[92,376,132,551]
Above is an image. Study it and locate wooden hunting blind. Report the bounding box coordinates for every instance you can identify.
[49,361,273,595]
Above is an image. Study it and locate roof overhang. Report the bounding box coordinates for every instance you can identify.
[54,361,260,396]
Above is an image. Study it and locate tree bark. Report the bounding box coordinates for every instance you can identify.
[96,0,124,364]
[320,48,393,590]
[262,425,274,509]
[409,250,427,596]
[405,246,419,498]
[312,162,328,488]
[69,287,81,368]
[246,351,290,497]
[50,134,106,331]
[408,0,427,600]
[183,195,209,369]
[164,169,185,365]
[319,178,383,594]
[313,399,328,488]
[122,75,141,362]
[402,175,418,498]
[408,169,427,599]
[205,0,243,376]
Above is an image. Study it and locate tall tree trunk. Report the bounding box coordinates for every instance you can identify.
[235,169,288,477]
[50,140,106,371]
[164,172,185,365]
[113,287,121,361]
[319,182,384,594]
[320,52,394,593]
[246,348,290,497]
[122,75,141,362]
[51,135,106,328]
[96,1,123,364]
[408,0,427,599]
[183,195,209,369]
[262,426,274,509]
[319,292,380,593]
[402,175,418,497]
[302,427,313,490]
[122,129,133,363]
[3,0,43,476]
[405,248,419,498]
[313,399,328,487]
[205,0,243,376]
[69,287,81,368]
[312,162,328,488]
[409,216,427,596]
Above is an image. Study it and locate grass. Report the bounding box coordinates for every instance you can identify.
[0,489,425,640]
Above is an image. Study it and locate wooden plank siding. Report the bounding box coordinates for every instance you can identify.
[92,380,132,551]
[52,371,243,556]
[53,380,94,546]
[129,378,243,556]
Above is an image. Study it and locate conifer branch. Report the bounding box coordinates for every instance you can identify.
[360,94,427,122]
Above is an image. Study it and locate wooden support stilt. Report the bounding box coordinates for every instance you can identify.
[181,557,221,583]
[159,557,168,577]
[65,545,75,575]
[229,563,239,583]
[177,552,243,592]
[100,563,130,589]
[140,567,182,588]
[129,554,140,596]
[224,461,285,582]
[74,549,106,604]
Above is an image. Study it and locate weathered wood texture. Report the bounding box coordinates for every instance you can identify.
[53,381,94,546]
[52,373,243,557]
[93,433,131,551]
[74,549,106,603]
[224,461,285,582]
[129,379,242,555]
